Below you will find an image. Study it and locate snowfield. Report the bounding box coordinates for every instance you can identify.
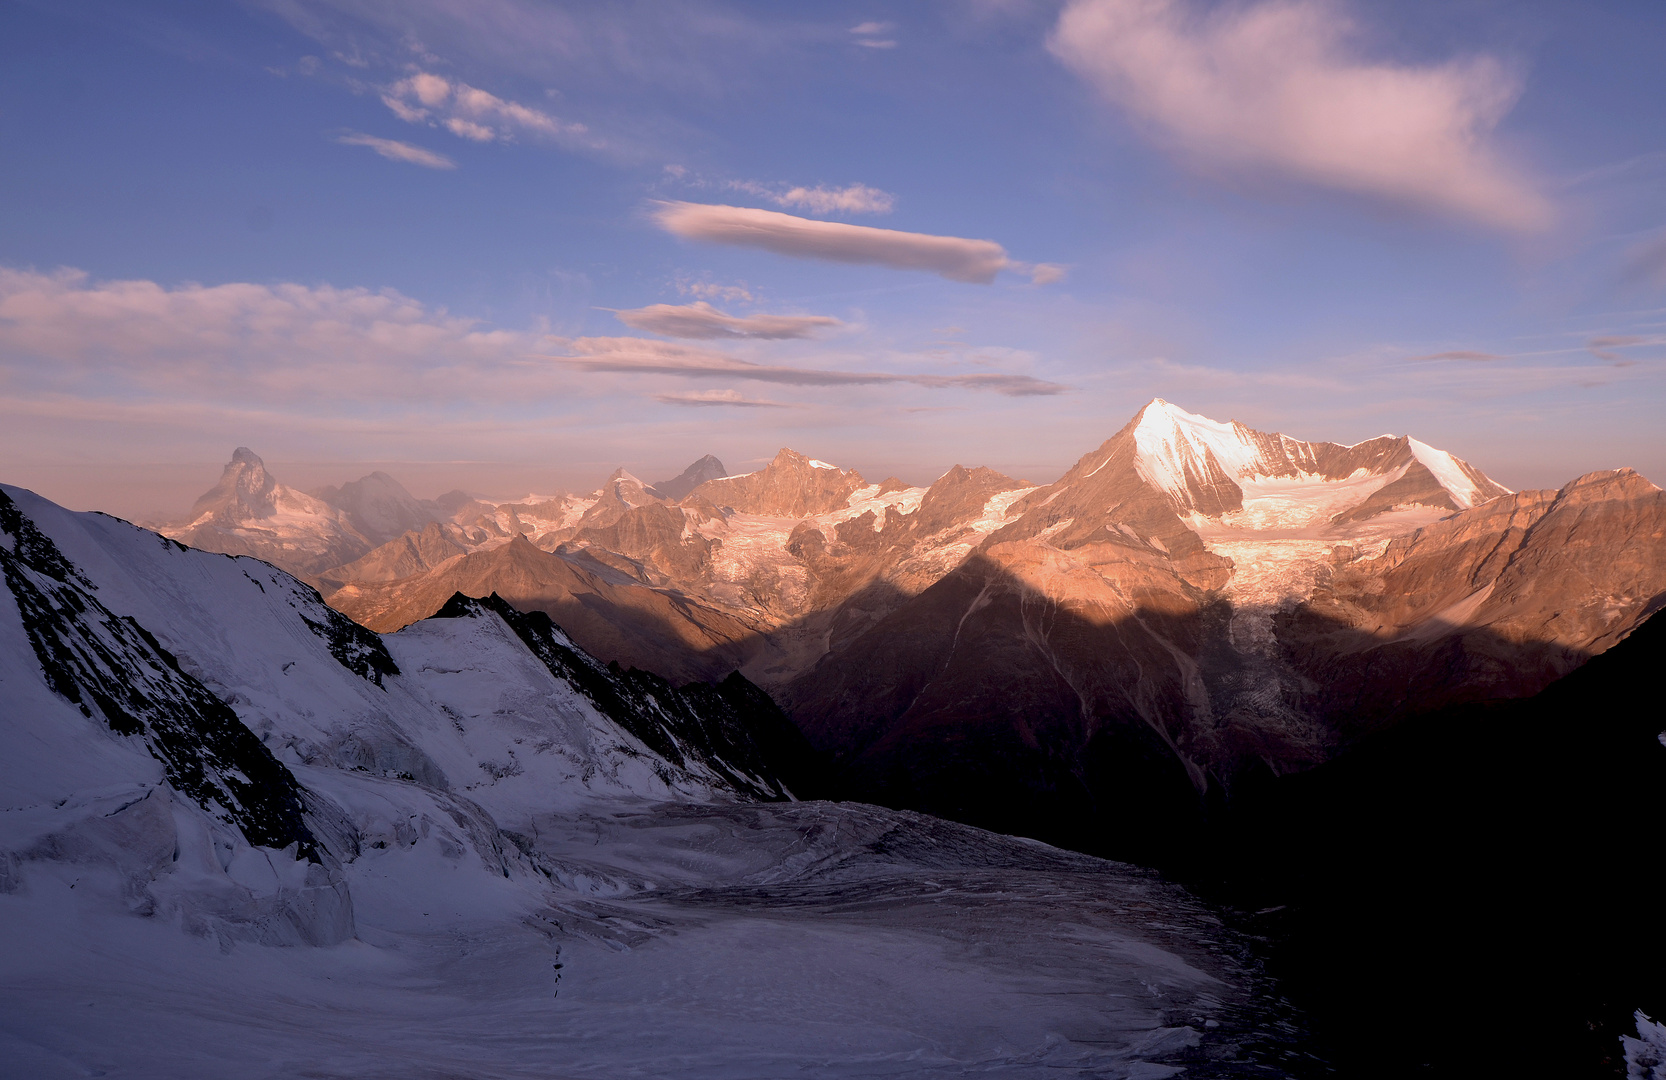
[0,484,1307,1079]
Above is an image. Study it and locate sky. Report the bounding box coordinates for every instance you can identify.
[2,0,1664,521]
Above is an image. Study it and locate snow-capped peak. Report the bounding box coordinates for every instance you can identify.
[1406,437,1491,509]
[1118,399,1510,528]
[1131,399,1264,499]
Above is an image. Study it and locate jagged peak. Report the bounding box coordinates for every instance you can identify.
[229,446,265,467]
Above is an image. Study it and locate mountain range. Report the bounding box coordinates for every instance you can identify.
[156,398,1666,861]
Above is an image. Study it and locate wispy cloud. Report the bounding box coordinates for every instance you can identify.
[553,337,1069,396]
[850,21,898,48]
[335,131,456,169]
[1048,0,1552,231]
[382,71,591,147]
[1410,350,1504,362]
[727,180,896,215]
[654,388,794,408]
[1587,335,1649,364]
[674,275,754,303]
[0,267,1068,416]
[613,301,843,340]
[650,201,1060,284]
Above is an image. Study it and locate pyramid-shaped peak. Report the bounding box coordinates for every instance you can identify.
[230,446,266,467]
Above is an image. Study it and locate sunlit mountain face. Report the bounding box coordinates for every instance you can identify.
[4,1,1665,1077]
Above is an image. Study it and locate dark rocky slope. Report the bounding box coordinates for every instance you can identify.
[1204,609,1666,1079]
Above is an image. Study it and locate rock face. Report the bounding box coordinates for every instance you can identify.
[154,406,1666,861]
[691,449,868,517]
[1278,467,1666,732]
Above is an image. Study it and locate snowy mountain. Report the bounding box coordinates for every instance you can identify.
[0,482,1299,1079]
[785,406,1666,862]
[164,448,377,578]
[1122,398,1508,525]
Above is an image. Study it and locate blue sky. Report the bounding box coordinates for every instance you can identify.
[2,0,1663,519]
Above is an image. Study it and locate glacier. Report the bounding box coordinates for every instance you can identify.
[0,483,1309,1079]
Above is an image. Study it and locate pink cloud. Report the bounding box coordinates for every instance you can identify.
[554,336,1069,395]
[1049,0,1553,231]
[381,71,591,147]
[335,132,456,169]
[613,301,842,340]
[651,201,1058,284]
[654,389,795,408]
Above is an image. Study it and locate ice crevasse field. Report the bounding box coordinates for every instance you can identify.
[0,483,1309,1079]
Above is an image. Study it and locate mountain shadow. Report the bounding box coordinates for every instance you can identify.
[1201,607,1666,1079]
[779,551,1627,870]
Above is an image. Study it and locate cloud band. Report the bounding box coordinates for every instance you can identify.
[651,201,1056,284]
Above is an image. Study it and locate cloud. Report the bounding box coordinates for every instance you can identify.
[382,71,591,147]
[727,181,896,215]
[335,131,456,169]
[850,20,897,48]
[1587,335,1647,363]
[1048,0,1552,231]
[674,275,753,303]
[613,301,843,340]
[1410,350,1504,362]
[650,201,1055,284]
[654,389,793,408]
[0,266,539,403]
[553,337,1070,395]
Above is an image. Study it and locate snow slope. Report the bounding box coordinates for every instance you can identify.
[1130,398,1509,528]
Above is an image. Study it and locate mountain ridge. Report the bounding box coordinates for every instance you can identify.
[147,401,1666,862]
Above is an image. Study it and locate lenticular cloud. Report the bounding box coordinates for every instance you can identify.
[651,202,1021,283]
[613,301,842,340]
[1049,0,1553,231]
